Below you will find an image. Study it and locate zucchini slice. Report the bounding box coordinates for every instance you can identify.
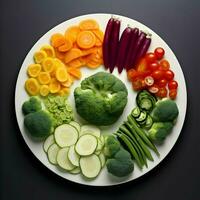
[69,121,81,133]
[80,154,101,178]
[68,145,80,167]
[57,147,75,171]
[43,135,55,153]
[55,124,79,147]
[69,167,81,174]
[80,125,100,138]
[75,134,97,156]
[47,143,60,165]
[99,152,106,168]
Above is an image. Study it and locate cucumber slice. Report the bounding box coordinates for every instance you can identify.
[99,152,106,168]
[75,134,97,156]
[95,150,101,155]
[131,107,141,118]
[57,147,75,171]
[80,125,100,138]
[68,145,80,167]
[80,154,101,179]
[96,138,103,152]
[43,135,55,153]
[69,167,81,174]
[136,111,147,122]
[47,143,60,165]
[69,121,81,133]
[55,124,79,148]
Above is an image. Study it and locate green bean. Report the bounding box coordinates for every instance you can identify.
[127,115,160,156]
[118,127,147,167]
[121,123,154,162]
[116,133,143,169]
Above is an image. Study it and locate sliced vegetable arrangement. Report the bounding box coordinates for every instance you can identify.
[21,16,181,182]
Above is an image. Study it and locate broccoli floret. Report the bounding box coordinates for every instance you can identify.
[148,122,173,143]
[24,110,54,138]
[22,96,42,115]
[106,148,134,177]
[151,98,179,122]
[104,135,121,157]
[74,72,128,126]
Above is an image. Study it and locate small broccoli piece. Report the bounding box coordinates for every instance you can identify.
[22,96,42,115]
[104,135,121,157]
[151,98,179,122]
[24,110,54,138]
[106,148,134,177]
[74,72,128,126]
[148,122,173,143]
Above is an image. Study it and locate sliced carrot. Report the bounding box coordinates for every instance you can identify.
[87,60,102,69]
[54,49,66,61]
[37,72,51,84]
[58,87,70,96]
[55,67,69,82]
[97,47,103,58]
[95,37,102,47]
[34,50,47,63]
[67,58,83,68]
[64,48,82,63]
[42,57,55,73]
[61,75,74,87]
[92,29,104,42]
[40,85,50,96]
[58,38,72,52]
[25,78,40,96]
[77,31,96,49]
[67,67,82,79]
[81,47,98,56]
[78,57,87,66]
[27,64,41,77]
[79,19,99,30]
[51,34,66,48]
[40,45,55,57]
[65,26,80,43]
[49,78,61,93]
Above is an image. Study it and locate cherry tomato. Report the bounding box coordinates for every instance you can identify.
[169,89,177,100]
[132,78,146,91]
[149,62,159,71]
[164,70,174,81]
[136,58,148,72]
[160,59,170,70]
[144,76,154,86]
[154,47,165,60]
[157,79,168,87]
[168,80,178,90]
[148,84,159,94]
[145,53,157,64]
[151,70,164,80]
[156,87,168,98]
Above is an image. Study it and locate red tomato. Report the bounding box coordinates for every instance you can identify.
[164,70,174,81]
[145,53,157,64]
[149,62,159,71]
[148,84,159,94]
[157,79,168,87]
[156,87,168,98]
[136,58,148,72]
[132,78,146,91]
[154,47,165,60]
[151,70,164,80]
[168,80,178,89]
[169,89,177,99]
[160,59,170,70]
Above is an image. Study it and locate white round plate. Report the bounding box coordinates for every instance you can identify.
[15,13,187,186]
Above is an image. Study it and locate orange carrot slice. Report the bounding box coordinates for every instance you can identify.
[58,38,73,52]
[65,26,80,43]
[79,19,99,30]
[64,48,82,63]
[77,31,96,49]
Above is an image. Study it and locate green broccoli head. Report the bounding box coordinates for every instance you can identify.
[106,148,134,177]
[151,98,179,122]
[22,96,42,115]
[104,135,121,157]
[24,110,54,138]
[148,122,173,143]
[74,72,128,126]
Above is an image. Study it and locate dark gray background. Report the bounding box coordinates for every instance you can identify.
[1,0,200,199]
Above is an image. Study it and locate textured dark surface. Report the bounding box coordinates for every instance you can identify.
[1,0,200,199]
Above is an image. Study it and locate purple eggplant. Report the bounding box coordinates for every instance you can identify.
[135,35,151,64]
[103,17,115,69]
[109,19,121,73]
[127,31,147,70]
[116,26,132,73]
[124,28,139,70]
